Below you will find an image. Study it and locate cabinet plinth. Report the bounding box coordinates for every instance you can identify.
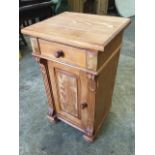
[22,12,130,141]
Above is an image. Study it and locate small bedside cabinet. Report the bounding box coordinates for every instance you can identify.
[22,12,130,142]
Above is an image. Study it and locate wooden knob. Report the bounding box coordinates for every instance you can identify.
[81,102,88,109]
[54,50,64,58]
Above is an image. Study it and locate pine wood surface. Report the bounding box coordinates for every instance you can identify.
[22,12,130,142]
[22,12,130,51]
[39,39,87,68]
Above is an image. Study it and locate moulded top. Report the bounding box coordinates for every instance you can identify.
[21,12,130,51]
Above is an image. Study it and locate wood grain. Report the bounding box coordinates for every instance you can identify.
[22,12,130,141]
[22,12,130,51]
[47,61,84,128]
[55,69,78,117]
[67,0,108,15]
[35,58,56,120]
[95,50,120,133]
[38,39,87,68]
[30,38,40,54]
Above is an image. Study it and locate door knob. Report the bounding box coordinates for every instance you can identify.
[81,102,88,109]
[54,50,64,58]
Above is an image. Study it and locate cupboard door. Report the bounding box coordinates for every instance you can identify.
[48,61,84,127]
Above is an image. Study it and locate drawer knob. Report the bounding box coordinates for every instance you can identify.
[54,50,64,58]
[81,102,88,109]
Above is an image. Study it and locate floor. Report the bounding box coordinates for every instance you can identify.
[19,16,135,155]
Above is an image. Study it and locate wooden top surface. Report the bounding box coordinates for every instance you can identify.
[22,12,130,51]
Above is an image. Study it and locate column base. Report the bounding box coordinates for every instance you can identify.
[47,115,58,123]
[83,134,95,142]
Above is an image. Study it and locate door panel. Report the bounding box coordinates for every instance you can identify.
[55,69,78,117]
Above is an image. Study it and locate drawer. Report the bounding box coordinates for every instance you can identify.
[38,39,87,68]
[31,34,122,72]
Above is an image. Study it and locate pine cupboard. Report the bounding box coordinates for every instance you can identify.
[22,12,130,142]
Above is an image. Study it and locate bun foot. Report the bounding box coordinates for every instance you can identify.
[83,134,95,142]
[47,115,59,123]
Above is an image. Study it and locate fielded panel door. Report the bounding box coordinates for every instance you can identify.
[47,61,89,129]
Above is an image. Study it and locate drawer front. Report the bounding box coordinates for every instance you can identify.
[39,39,87,68]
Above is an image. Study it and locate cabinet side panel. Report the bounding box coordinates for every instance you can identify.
[98,32,123,69]
[94,50,120,132]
